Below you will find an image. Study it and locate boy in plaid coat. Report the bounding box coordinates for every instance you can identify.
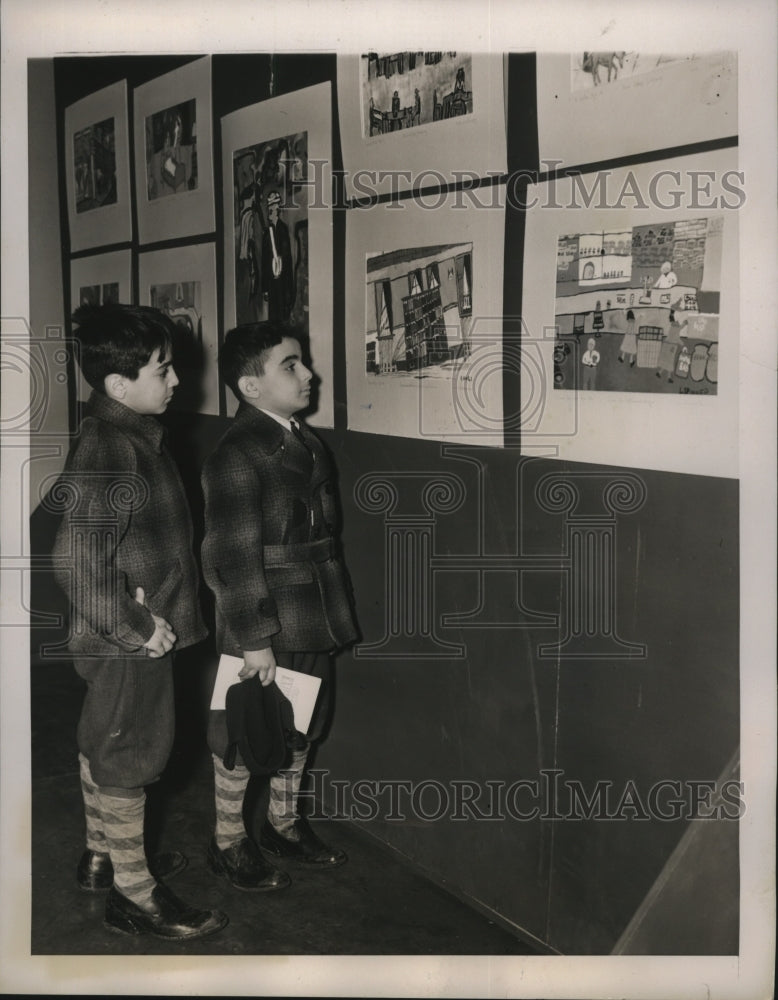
[201,321,357,890]
[53,303,226,939]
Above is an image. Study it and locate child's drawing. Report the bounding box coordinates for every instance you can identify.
[572,52,722,90]
[365,243,473,379]
[150,280,203,412]
[145,99,198,200]
[77,282,119,308]
[73,117,117,214]
[553,216,723,395]
[233,131,308,329]
[361,53,473,137]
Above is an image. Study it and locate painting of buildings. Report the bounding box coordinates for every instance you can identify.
[361,52,473,137]
[553,216,723,394]
[365,243,473,378]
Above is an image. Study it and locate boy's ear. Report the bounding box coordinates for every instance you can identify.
[237,374,259,399]
[104,373,127,401]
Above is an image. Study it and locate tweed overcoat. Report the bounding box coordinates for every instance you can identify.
[52,391,207,656]
[201,403,357,655]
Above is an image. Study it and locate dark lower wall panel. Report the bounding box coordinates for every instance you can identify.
[302,426,739,953]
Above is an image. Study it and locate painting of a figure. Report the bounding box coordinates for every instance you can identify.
[361,52,473,137]
[144,99,198,200]
[73,117,117,214]
[554,216,723,395]
[365,243,473,380]
[233,131,308,330]
[150,279,204,412]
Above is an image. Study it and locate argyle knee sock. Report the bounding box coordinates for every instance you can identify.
[79,753,106,853]
[267,746,309,836]
[97,789,156,908]
[213,754,250,850]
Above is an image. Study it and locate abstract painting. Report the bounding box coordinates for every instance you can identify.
[133,56,214,243]
[222,83,333,427]
[553,216,723,395]
[144,98,198,200]
[73,117,117,214]
[65,80,132,251]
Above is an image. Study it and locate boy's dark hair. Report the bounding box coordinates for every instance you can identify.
[220,321,304,400]
[72,303,175,391]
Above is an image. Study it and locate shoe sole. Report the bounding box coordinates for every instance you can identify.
[104,913,229,940]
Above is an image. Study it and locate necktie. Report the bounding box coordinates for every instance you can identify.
[290,419,313,458]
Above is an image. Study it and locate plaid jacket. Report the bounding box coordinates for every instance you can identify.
[52,392,207,656]
[201,403,358,655]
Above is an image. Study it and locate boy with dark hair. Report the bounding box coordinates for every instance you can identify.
[53,303,227,939]
[201,321,357,890]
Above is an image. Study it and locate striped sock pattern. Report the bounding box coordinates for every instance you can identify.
[79,753,106,853]
[213,754,250,850]
[97,790,156,908]
[267,746,309,836]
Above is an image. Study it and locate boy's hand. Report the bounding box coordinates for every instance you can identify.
[135,586,177,658]
[240,648,277,686]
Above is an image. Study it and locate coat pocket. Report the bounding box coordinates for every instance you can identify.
[144,559,184,614]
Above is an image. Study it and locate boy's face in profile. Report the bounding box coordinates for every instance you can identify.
[118,347,179,415]
[247,336,312,419]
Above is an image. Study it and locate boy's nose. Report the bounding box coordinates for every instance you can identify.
[168,366,180,388]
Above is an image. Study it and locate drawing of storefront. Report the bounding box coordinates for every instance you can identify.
[365,243,473,374]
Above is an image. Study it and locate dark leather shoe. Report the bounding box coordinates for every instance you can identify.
[77,849,188,891]
[259,818,347,869]
[104,884,228,939]
[207,837,291,892]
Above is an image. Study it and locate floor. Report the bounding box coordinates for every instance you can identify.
[30,654,538,957]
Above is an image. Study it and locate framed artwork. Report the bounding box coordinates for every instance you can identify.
[536,51,737,169]
[138,243,219,415]
[69,249,132,401]
[221,82,333,427]
[346,188,506,445]
[64,80,132,252]
[133,56,215,244]
[520,148,739,477]
[337,52,507,201]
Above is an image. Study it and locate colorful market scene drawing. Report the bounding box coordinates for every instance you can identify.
[361,52,473,137]
[553,216,723,395]
[73,117,117,214]
[233,131,309,330]
[365,243,473,379]
[144,99,198,200]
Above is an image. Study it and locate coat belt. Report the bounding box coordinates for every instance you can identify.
[263,538,335,566]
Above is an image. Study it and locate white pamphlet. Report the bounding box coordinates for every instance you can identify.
[210,653,321,735]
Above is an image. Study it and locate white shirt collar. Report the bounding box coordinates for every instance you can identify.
[258,407,293,431]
